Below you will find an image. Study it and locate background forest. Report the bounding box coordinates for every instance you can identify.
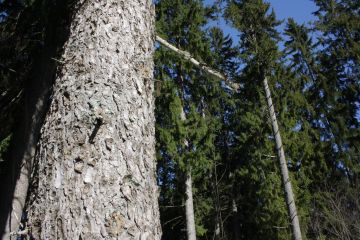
[0,0,359,239]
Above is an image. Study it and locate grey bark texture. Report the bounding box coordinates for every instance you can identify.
[263,77,302,240]
[185,169,196,240]
[180,105,196,240]
[25,1,161,239]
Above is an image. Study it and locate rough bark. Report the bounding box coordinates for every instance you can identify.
[25,1,161,239]
[263,77,302,240]
[0,2,71,238]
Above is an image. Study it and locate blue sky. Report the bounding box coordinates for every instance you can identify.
[204,0,318,44]
[267,0,317,25]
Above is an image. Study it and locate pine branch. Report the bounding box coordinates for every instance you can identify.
[155,35,240,91]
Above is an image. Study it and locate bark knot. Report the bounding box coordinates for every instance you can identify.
[105,211,124,237]
[74,157,84,173]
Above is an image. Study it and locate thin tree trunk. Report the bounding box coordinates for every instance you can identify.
[185,168,197,240]
[213,163,223,240]
[178,69,197,240]
[263,77,302,240]
[180,106,196,240]
[24,1,161,239]
[232,198,240,240]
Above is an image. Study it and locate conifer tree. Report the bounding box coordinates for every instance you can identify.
[225,1,303,239]
[205,26,239,240]
[1,0,358,239]
[155,0,219,238]
[312,0,360,186]
[155,1,240,239]
[285,1,360,238]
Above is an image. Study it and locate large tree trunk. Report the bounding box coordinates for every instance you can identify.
[25,1,161,239]
[263,77,302,240]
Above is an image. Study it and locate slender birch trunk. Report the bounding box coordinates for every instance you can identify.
[263,77,302,240]
[23,1,161,239]
[180,104,197,240]
[185,168,197,240]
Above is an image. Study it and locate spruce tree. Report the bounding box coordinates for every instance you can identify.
[225,0,304,239]
[205,26,239,240]
[291,1,360,238]
[283,1,360,237]
[155,0,218,238]
[312,0,360,186]
[155,1,240,239]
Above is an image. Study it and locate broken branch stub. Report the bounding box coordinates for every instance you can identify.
[155,35,240,91]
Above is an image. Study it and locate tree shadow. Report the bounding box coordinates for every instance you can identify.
[0,0,77,237]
